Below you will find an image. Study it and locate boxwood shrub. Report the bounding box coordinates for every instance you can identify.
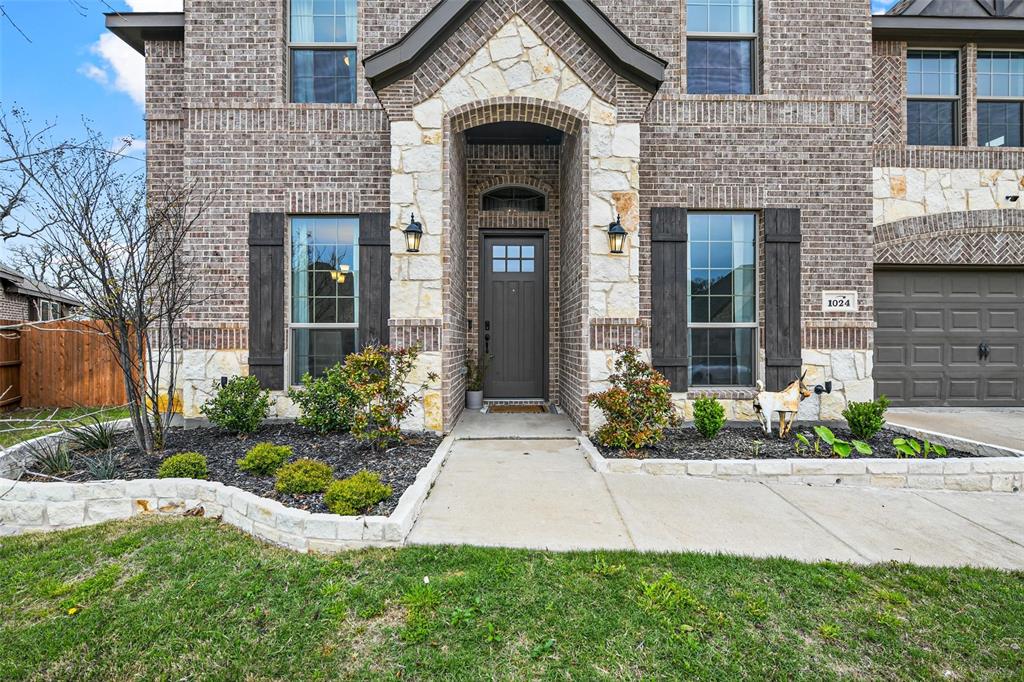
[237,442,292,476]
[274,458,333,495]
[324,470,393,516]
[157,452,208,480]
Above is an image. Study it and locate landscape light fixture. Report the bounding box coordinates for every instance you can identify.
[404,213,423,252]
[1006,195,1020,203]
[607,214,627,254]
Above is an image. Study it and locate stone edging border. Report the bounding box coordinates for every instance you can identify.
[0,429,456,551]
[579,437,1023,494]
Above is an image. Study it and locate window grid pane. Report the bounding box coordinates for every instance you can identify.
[291,0,357,43]
[907,50,959,96]
[687,39,753,95]
[907,100,957,146]
[977,51,1024,98]
[291,49,356,104]
[978,101,1023,147]
[687,213,756,387]
[687,0,755,33]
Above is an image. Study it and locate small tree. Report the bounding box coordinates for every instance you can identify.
[12,122,211,454]
[589,347,678,452]
[339,344,435,449]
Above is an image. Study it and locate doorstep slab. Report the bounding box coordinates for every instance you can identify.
[451,411,580,440]
[604,474,866,563]
[769,483,1024,570]
[407,439,632,551]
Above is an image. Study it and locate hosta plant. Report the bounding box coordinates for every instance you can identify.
[588,347,678,452]
[893,437,947,459]
[812,426,872,459]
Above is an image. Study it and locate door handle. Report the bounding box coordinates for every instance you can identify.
[484,333,490,354]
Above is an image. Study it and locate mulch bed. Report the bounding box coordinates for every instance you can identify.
[28,423,442,515]
[598,425,979,460]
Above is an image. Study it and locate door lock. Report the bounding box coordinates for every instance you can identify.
[484,333,490,354]
[979,342,991,360]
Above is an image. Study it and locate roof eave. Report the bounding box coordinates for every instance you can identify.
[363,0,666,93]
[104,11,184,55]
[873,15,1024,42]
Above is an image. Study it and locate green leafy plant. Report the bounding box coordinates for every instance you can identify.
[337,344,436,449]
[274,458,333,494]
[287,363,356,434]
[65,415,118,452]
[693,396,726,440]
[200,376,270,435]
[812,426,872,459]
[893,437,947,459]
[464,354,489,392]
[794,432,811,455]
[588,347,678,452]
[324,470,393,515]
[842,395,890,441]
[237,442,292,475]
[26,439,72,476]
[157,452,208,479]
[85,450,120,480]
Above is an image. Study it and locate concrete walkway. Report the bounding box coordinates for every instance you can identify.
[887,408,1024,453]
[409,438,1024,570]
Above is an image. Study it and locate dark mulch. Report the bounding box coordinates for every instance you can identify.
[598,425,978,460]
[31,423,442,515]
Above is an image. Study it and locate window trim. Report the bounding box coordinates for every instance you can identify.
[976,49,1024,148]
[685,0,759,95]
[286,214,361,387]
[286,0,359,104]
[479,184,549,212]
[685,211,759,389]
[906,47,961,146]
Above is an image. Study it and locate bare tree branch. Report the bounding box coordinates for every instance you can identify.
[0,4,31,43]
[2,240,77,290]
[0,107,72,240]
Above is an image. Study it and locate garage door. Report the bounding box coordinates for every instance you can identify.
[874,268,1024,406]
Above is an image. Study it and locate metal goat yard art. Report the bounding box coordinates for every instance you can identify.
[753,372,813,438]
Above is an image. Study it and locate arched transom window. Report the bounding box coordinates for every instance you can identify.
[481,186,546,212]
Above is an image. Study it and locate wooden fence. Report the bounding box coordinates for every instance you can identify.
[0,320,126,409]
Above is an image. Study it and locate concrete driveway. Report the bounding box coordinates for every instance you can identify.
[887,408,1024,454]
[408,438,1024,570]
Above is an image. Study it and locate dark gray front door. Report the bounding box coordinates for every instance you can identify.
[481,234,546,398]
[874,268,1024,406]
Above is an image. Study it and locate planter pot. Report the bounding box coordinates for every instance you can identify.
[466,390,483,410]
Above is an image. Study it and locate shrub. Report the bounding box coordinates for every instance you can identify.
[237,442,292,475]
[693,396,725,439]
[842,395,890,441]
[287,363,356,434]
[588,347,678,451]
[157,452,208,479]
[200,375,270,434]
[65,415,118,452]
[338,344,436,450]
[274,458,333,494]
[324,470,393,515]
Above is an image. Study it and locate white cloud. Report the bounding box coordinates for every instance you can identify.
[81,1,184,109]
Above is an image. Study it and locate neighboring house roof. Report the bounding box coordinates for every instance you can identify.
[875,0,1024,40]
[364,0,666,92]
[0,264,81,308]
[104,11,184,55]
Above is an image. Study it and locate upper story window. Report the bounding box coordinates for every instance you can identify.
[906,49,959,146]
[289,0,357,104]
[481,186,546,212]
[977,51,1023,148]
[290,216,359,383]
[687,212,756,387]
[686,0,756,95]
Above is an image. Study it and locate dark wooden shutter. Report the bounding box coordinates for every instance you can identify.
[358,213,390,348]
[248,212,286,390]
[764,208,802,391]
[650,207,688,391]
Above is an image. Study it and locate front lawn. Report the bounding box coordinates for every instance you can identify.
[1,518,1022,679]
[0,407,129,449]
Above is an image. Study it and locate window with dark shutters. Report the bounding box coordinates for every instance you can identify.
[763,208,802,391]
[248,212,286,390]
[650,207,689,392]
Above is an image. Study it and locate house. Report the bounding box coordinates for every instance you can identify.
[0,264,81,322]
[105,0,1024,433]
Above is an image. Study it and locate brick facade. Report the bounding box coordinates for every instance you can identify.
[136,1,1023,429]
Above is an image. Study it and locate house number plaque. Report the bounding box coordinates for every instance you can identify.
[821,291,857,312]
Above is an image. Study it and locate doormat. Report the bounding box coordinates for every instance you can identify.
[488,405,547,414]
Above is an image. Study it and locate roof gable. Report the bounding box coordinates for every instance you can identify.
[363,0,666,93]
[888,0,1024,17]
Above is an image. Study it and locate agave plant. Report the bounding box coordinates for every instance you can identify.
[25,439,73,476]
[85,450,121,480]
[65,415,119,452]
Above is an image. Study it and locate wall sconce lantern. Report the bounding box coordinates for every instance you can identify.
[404,213,423,253]
[607,214,627,254]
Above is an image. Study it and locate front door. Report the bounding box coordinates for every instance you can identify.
[481,234,546,398]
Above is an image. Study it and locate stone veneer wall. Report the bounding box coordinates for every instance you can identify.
[874,168,1024,226]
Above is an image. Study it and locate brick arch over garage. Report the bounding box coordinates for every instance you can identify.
[874,209,1024,265]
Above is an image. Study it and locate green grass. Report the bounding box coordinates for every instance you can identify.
[0,407,129,448]
[1,518,1022,680]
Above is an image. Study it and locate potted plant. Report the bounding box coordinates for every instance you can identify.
[465,354,488,409]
